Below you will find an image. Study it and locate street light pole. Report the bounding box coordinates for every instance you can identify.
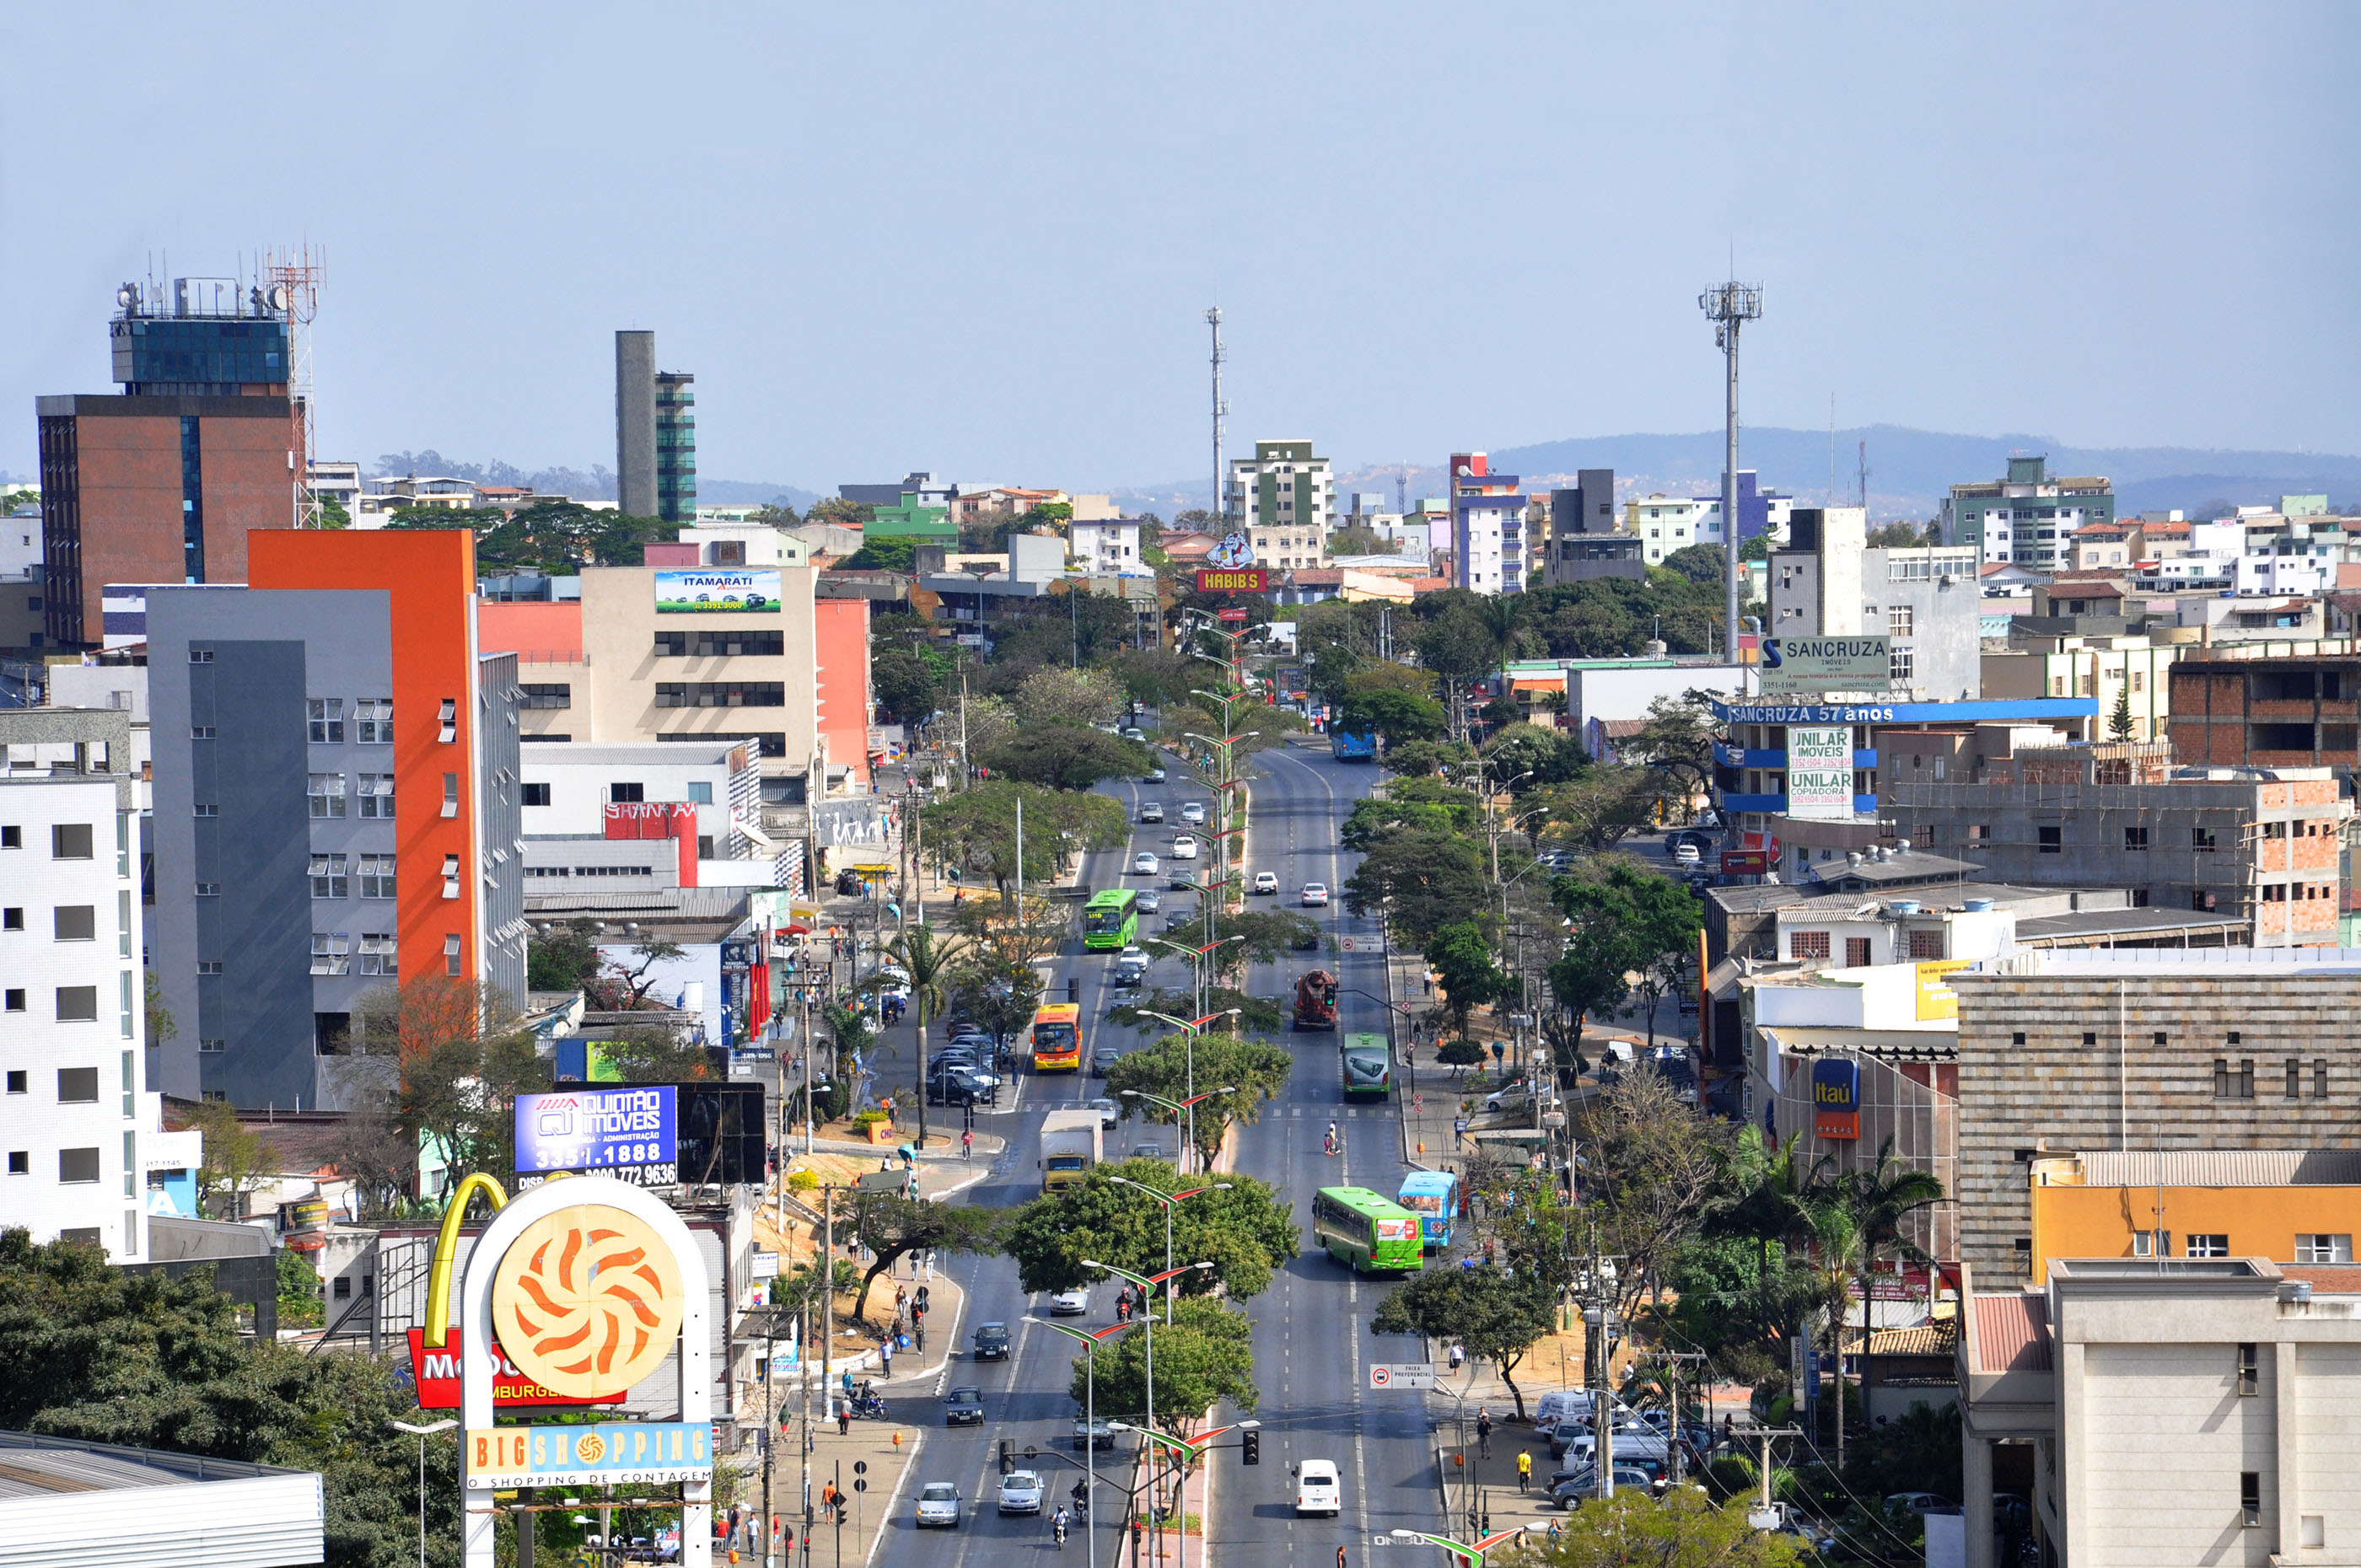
[1119,1088,1232,1188]
[1105,1175,1233,1327]
[1035,1317,1123,1568]
[387,1419,457,1568]
[1085,1261,1214,1568]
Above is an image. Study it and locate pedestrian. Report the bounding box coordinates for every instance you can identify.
[1453,1116,1468,1148]
[962,1128,974,1161]
[1449,1342,1466,1374]
[1476,1409,1492,1459]
[879,1337,894,1377]
[836,1399,850,1436]
[895,1284,908,1315]
[1517,1449,1532,1492]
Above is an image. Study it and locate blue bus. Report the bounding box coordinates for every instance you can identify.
[1397,1170,1459,1252]
[1331,729,1376,761]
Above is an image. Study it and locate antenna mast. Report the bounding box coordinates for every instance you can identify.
[1857,439,1871,513]
[1699,278,1763,658]
[267,245,323,527]
[1206,307,1228,523]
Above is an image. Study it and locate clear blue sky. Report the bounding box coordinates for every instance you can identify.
[4,3,2354,492]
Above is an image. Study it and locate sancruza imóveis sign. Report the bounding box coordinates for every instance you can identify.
[467,1421,713,1486]
[1758,634,1890,694]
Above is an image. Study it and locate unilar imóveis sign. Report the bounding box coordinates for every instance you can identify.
[515,1086,677,1184]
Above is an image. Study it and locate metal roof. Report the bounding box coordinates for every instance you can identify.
[1972,1295,2052,1373]
[2071,1150,2361,1188]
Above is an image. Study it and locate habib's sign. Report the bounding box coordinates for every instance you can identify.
[1196,568,1267,593]
[406,1327,627,1410]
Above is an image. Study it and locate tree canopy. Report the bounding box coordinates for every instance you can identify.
[1074,1296,1257,1434]
[923,781,1128,893]
[1369,1263,1557,1419]
[979,722,1153,792]
[1102,1031,1294,1165]
[998,1159,1298,1302]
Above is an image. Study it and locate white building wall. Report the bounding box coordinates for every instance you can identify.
[519,743,739,844]
[2081,1341,2278,1567]
[1068,521,1141,572]
[0,776,153,1263]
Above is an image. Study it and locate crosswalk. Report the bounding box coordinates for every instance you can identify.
[1280,1105,1386,1119]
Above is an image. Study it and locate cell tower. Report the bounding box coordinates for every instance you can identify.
[267,245,323,527]
[1206,306,1227,522]
[1699,278,1762,657]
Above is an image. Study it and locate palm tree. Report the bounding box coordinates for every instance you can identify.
[1839,1137,1944,1446]
[1809,1206,1866,1467]
[1472,594,1525,724]
[874,924,966,1148]
[1705,1128,1839,1361]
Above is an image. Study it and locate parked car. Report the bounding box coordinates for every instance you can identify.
[1672,841,1702,866]
[915,1482,964,1529]
[997,1470,1046,1515]
[1139,803,1166,824]
[1300,882,1330,906]
[1549,1467,1659,1508]
[1180,802,1207,824]
[972,1323,1010,1361]
[1132,852,1159,875]
[1252,871,1279,894]
[942,1388,984,1426]
[1121,728,1148,742]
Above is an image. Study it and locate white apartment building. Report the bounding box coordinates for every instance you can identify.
[1224,439,1331,537]
[1068,518,1143,573]
[1626,494,1715,564]
[305,460,363,523]
[0,710,178,1264]
[1245,522,1328,573]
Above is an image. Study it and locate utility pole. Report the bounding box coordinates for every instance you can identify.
[1207,308,1227,522]
[1700,278,1763,663]
[901,783,924,1152]
[1647,1351,1707,1484]
[1584,1220,1627,1498]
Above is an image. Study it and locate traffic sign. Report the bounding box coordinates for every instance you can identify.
[1369,1362,1436,1390]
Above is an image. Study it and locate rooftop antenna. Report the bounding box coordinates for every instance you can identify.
[1396,468,1407,514]
[1206,307,1228,523]
[1857,439,1871,514]
[1828,395,1837,507]
[266,244,323,527]
[1700,274,1763,658]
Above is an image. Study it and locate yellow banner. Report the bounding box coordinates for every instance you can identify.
[1915,959,1969,1020]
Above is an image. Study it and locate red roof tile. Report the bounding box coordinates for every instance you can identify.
[1973,1294,2051,1373]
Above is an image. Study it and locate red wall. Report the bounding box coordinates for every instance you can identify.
[476,599,583,662]
[815,598,872,785]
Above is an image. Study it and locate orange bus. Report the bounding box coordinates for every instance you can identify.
[1031,1002,1083,1072]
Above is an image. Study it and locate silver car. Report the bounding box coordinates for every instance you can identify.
[916,1482,963,1528]
[998,1469,1046,1515]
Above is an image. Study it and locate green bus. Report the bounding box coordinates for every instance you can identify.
[1340,1033,1392,1102]
[1311,1186,1424,1274]
[1082,888,1140,951]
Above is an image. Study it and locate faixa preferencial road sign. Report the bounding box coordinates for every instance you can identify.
[1369,1363,1437,1390]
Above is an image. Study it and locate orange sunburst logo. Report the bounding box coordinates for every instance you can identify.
[491,1205,686,1401]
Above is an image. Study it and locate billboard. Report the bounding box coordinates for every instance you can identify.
[1720,850,1769,875]
[654,569,782,614]
[408,1328,627,1410]
[1811,1057,1861,1141]
[1915,959,1970,1021]
[514,1087,677,1182]
[1759,635,1890,694]
[1785,726,1856,819]
[1197,567,1267,593]
[467,1421,713,1487]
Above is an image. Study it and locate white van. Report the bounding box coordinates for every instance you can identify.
[1293,1458,1341,1517]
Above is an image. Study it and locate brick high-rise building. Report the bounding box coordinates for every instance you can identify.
[36,275,296,648]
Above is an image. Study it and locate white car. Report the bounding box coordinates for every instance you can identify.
[1140,803,1165,824]
[1171,835,1199,860]
[915,1482,963,1529]
[1132,852,1159,875]
[1300,883,1330,906]
[1050,1286,1090,1316]
[1180,802,1207,825]
[1252,871,1279,895]
[1145,767,1167,784]
[1294,1458,1342,1517]
[998,1470,1046,1515]
[1122,728,1148,742]
[1672,841,1702,866]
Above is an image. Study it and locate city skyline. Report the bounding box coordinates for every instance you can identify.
[3,4,2355,489]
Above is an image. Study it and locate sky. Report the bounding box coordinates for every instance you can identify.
[3,3,2356,496]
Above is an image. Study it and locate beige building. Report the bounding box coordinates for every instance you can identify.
[1961,1256,2361,1567]
[1981,638,2182,741]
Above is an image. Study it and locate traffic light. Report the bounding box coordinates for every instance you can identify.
[999,1438,1014,1475]
[1241,1430,1260,1467]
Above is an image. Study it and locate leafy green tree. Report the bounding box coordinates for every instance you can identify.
[594,935,691,1010]
[1576,1067,1733,1320]
[1338,789,1475,851]
[1102,1032,1293,1165]
[1661,542,1728,587]
[842,534,918,572]
[1013,665,1126,728]
[1343,826,1490,947]
[1426,920,1508,1035]
[1838,1136,1944,1411]
[1842,1400,1962,1504]
[1531,766,1660,854]
[1369,1264,1557,1419]
[870,647,944,726]
[1482,721,1590,790]
[1530,1486,1807,1567]
[1075,1296,1257,1433]
[832,1190,1001,1317]
[1197,909,1322,982]
[980,722,1152,791]
[1550,860,1703,1046]
[1865,521,1926,549]
[144,970,177,1048]
[998,1159,1298,1302]
[525,916,603,993]
[923,781,1128,894]
[1105,986,1284,1038]
[598,1022,716,1083]
[276,1244,324,1329]
[1379,738,1460,778]
[1336,685,1446,743]
[1701,1128,1839,1359]
[1433,1037,1485,1073]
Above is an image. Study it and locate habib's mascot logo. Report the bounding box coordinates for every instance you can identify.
[492,1205,685,1401]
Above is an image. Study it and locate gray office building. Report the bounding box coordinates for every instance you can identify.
[1546,469,1640,585]
[1769,507,1983,701]
[616,330,658,519]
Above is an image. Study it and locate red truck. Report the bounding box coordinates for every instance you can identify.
[1292,969,1339,1031]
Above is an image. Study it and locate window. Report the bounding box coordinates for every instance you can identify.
[308,773,347,819]
[1888,604,1913,636]
[354,700,393,744]
[358,856,395,899]
[55,986,97,1022]
[444,934,462,977]
[188,647,212,663]
[2125,826,2149,851]
[2132,1229,2172,1257]
[1907,929,1944,961]
[2214,1058,2256,1099]
[441,854,461,899]
[1844,937,1873,968]
[190,725,216,739]
[56,1067,98,1103]
[333,1276,351,1300]
[309,854,348,899]
[2288,1058,2303,1098]
[442,774,459,819]
[356,774,395,818]
[2188,1234,2230,1259]
[2038,825,2062,854]
[1788,930,1831,961]
[197,1038,224,1054]
[51,824,92,860]
[196,962,222,975]
[309,933,351,976]
[653,631,786,658]
[2317,1060,2330,1099]
[0,825,16,848]
[3,1071,20,1093]
[519,684,572,710]
[307,697,345,744]
[1969,824,1991,841]
[654,681,788,708]
[4,1152,22,1174]
[193,803,218,818]
[51,905,94,942]
[58,1148,100,1184]
[521,782,551,807]
[610,781,646,803]
[2193,827,2218,852]
[2084,1031,2099,1045]
[2242,1472,2262,1529]
[437,698,458,743]
[2295,1233,2353,1264]
[358,933,397,977]
[2012,1238,2032,1275]
[687,781,713,804]
[1888,647,1914,684]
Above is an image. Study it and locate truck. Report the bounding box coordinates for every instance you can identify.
[1038,1109,1103,1193]
[1331,729,1377,762]
[1292,969,1339,1031]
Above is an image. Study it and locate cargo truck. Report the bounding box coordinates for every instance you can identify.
[1038,1108,1104,1193]
[1292,969,1340,1031]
